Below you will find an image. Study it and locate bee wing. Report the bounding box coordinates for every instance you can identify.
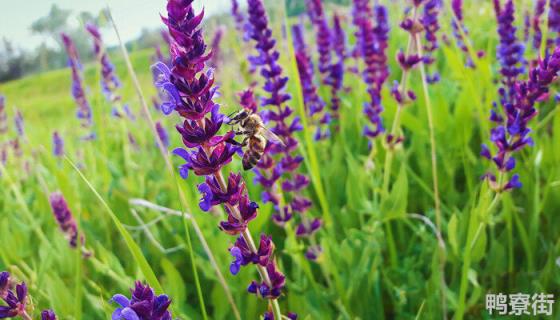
[261,127,286,146]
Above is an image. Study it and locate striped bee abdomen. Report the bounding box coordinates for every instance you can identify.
[242,135,266,170]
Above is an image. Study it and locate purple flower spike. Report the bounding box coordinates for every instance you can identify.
[360,4,390,139]
[158,0,287,307]
[110,282,172,320]
[306,0,332,76]
[41,310,58,320]
[483,47,560,191]
[548,0,560,48]
[49,192,84,250]
[532,1,546,50]
[52,131,64,158]
[13,110,24,137]
[155,122,170,148]
[61,33,94,134]
[292,24,329,140]
[0,96,7,135]
[247,0,319,250]
[494,0,526,101]
[209,26,225,68]
[0,272,10,299]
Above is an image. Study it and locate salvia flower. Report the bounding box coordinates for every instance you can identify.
[52,132,64,158]
[155,0,287,312]
[155,122,170,148]
[494,0,526,101]
[482,47,560,191]
[306,0,332,76]
[238,89,258,113]
[248,0,321,263]
[13,110,23,137]
[209,26,225,68]
[361,5,390,139]
[110,281,172,320]
[41,310,57,320]
[49,192,85,251]
[421,0,442,83]
[61,33,94,135]
[86,23,132,119]
[451,0,479,67]
[532,0,546,51]
[0,272,9,299]
[549,0,560,48]
[0,272,29,319]
[351,0,373,59]
[0,96,7,135]
[292,24,329,140]
[328,13,346,118]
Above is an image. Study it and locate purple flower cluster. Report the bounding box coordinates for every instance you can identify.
[421,0,442,83]
[41,310,57,320]
[155,122,170,148]
[209,26,225,68]
[49,192,83,249]
[247,0,320,253]
[549,0,560,48]
[52,131,64,158]
[451,0,468,51]
[110,282,172,320]
[13,110,23,137]
[154,0,287,305]
[482,47,560,191]
[359,4,390,139]
[292,24,329,140]
[61,33,94,133]
[328,14,346,117]
[494,0,526,100]
[306,0,344,121]
[532,0,547,50]
[351,0,373,59]
[0,96,7,135]
[0,271,29,319]
[450,0,482,67]
[230,0,253,43]
[231,0,244,31]
[306,0,332,76]
[86,23,132,119]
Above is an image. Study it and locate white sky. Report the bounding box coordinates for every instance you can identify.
[0,0,231,50]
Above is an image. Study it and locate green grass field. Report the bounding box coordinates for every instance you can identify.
[1,0,560,319]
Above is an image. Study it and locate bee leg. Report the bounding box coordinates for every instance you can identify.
[226,137,243,146]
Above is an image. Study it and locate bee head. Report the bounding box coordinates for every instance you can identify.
[227,109,250,125]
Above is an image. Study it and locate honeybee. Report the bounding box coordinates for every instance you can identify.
[227,109,284,170]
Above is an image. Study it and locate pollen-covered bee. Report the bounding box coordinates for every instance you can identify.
[227,109,284,170]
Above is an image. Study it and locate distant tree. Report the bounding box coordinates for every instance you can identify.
[30,4,71,38]
[0,39,32,82]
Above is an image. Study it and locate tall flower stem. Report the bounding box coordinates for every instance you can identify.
[455,189,501,320]
[414,32,446,320]
[381,8,417,199]
[379,7,418,268]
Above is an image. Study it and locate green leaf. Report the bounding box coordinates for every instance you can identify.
[66,157,164,294]
[448,213,459,256]
[161,258,186,312]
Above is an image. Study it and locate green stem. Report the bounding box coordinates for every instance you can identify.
[455,190,500,320]
[380,7,418,269]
